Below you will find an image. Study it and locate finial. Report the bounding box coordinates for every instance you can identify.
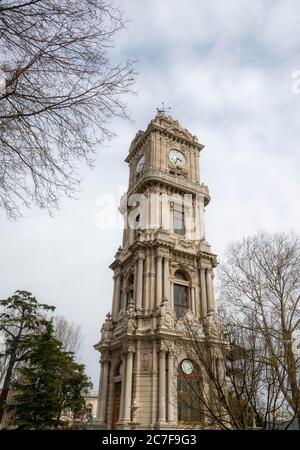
[156,102,171,115]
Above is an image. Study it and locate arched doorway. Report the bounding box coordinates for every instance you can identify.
[111,361,122,429]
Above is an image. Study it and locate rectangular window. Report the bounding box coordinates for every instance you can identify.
[173,208,185,235]
[174,284,189,318]
[177,375,203,423]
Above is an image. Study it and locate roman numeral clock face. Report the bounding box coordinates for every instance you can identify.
[169,149,186,168]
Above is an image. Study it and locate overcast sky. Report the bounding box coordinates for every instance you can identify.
[1,0,300,387]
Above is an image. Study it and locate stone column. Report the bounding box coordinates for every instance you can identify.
[206,269,215,314]
[200,268,207,317]
[121,276,127,311]
[195,152,200,182]
[143,250,150,311]
[111,276,117,320]
[150,251,156,311]
[161,193,170,231]
[191,287,195,314]
[170,282,174,310]
[211,270,216,312]
[184,201,193,240]
[170,202,174,234]
[97,357,109,423]
[119,354,126,420]
[156,255,163,306]
[129,225,135,245]
[151,340,158,425]
[112,274,121,321]
[96,359,104,420]
[158,349,166,424]
[199,194,205,240]
[163,257,169,303]
[217,358,225,386]
[167,351,174,423]
[123,350,134,422]
[136,257,144,309]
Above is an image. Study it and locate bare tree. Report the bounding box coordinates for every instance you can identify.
[219,231,300,429]
[52,315,82,355]
[176,310,288,430]
[0,0,136,218]
[176,314,262,429]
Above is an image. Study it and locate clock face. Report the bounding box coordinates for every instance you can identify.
[181,359,193,375]
[169,149,186,168]
[136,155,145,173]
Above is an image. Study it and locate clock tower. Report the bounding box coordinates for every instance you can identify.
[94,111,225,429]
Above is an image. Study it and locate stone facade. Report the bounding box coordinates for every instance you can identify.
[94,112,225,430]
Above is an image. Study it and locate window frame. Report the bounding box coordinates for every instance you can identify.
[177,362,202,423]
[173,271,190,319]
[173,206,185,236]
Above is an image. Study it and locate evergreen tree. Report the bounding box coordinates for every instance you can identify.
[0,290,55,422]
[11,323,91,429]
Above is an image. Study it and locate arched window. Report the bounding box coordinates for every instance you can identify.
[177,359,202,423]
[173,271,190,318]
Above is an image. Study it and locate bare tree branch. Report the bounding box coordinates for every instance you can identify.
[0,0,137,218]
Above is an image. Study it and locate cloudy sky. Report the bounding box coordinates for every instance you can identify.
[1,0,300,386]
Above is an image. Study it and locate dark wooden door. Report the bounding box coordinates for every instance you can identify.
[112,382,121,429]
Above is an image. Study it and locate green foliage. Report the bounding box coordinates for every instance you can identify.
[0,290,55,359]
[0,290,56,421]
[1,290,91,429]
[11,323,91,429]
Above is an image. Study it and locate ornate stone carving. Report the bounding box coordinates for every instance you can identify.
[100,313,113,343]
[125,300,138,334]
[157,300,176,329]
[175,309,203,337]
[141,351,152,371]
[117,309,125,322]
[206,314,223,339]
[122,341,135,355]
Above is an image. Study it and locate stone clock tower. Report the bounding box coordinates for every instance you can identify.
[94,111,225,430]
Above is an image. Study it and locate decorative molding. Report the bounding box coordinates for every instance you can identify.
[141,351,152,371]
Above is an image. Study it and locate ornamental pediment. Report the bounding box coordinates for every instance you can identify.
[165,125,195,142]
